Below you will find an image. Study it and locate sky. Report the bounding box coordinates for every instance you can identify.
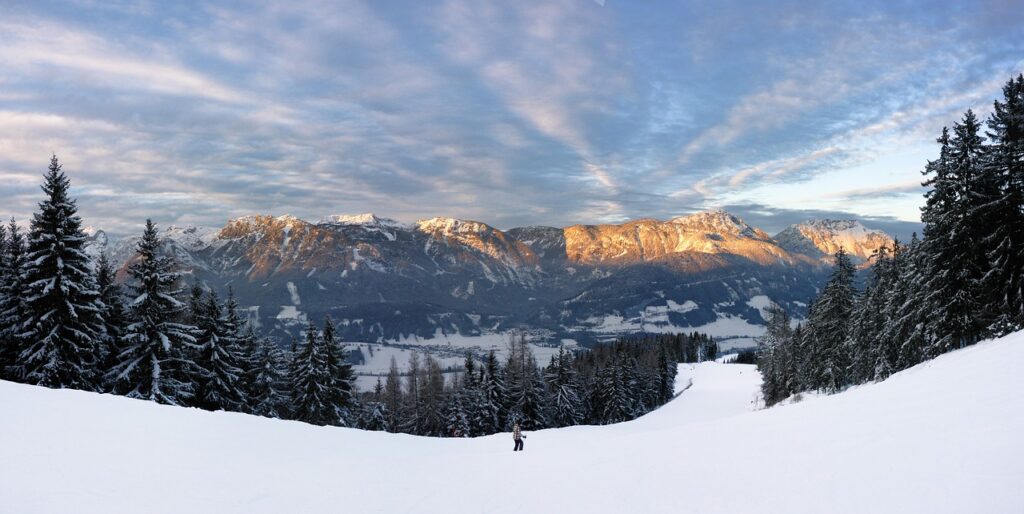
[0,0,1021,238]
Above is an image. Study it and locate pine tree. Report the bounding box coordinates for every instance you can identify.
[95,251,127,390]
[982,74,1024,333]
[110,219,197,404]
[0,219,29,381]
[19,156,105,390]
[804,248,858,392]
[545,347,583,427]
[400,351,423,434]
[322,317,354,424]
[192,290,245,411]
[248,336,289,418]
[359,378,390,431]
[478,350,505,433]
[757,302,794,405]
[848,245,892,384]
[504,334,548,430]
[920,114,990,354]
[291,322,340,426]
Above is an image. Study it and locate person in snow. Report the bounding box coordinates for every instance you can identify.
[512,421,524,452]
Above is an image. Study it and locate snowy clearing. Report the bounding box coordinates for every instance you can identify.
[2,331,1023,513]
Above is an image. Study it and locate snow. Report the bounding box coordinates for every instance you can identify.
[285,281,301,305]
[2,331,1023,513]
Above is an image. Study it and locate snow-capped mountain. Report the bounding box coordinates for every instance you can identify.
[774,219,892,263]
[93,210,893,346]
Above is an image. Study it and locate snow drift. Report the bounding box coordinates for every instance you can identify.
[2,331,1023,513]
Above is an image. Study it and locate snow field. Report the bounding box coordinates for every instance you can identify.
[2,331,1022,513]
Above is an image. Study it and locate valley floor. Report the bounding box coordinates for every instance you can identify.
[2,332,1023,513]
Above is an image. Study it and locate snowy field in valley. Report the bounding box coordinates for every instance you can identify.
[3,331,1023,513]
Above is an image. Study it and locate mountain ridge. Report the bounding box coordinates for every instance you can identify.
[89,210,894,346]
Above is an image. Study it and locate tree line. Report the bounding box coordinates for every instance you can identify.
[0,155,716,433]
[354,331,717,436]
[758,75,1024,406]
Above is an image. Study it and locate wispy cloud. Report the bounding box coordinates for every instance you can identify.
[0,0,1020,235]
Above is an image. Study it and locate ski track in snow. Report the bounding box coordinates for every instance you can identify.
[2,331,1023,513]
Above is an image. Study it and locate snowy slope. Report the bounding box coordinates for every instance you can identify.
[3,331,1023,513]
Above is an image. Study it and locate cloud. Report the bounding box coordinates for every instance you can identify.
[0,0,1020,237]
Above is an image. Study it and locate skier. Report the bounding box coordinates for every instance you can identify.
[512,421,524,452]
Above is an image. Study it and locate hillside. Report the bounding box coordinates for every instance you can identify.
[2,331,1021,513]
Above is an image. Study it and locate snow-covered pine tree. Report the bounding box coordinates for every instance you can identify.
[656,343,677,404]
[443,389,471,437]
[981,74,1024,333]
[19,156,105,390]
[291,321,339,426]
[478,350,505,433]
[848,244,892,384]
[0,219,29,381]
[322,317,354,424]
[95,251,127,391]
[544,346,583,427]
[804,248,858,392]
[358,378,390,431]
[192,290,246,412]
[757,302,794,405]
[504,334,548,430]
[248,335,289,418]
[110,219,198,404]
[920,114,989,354]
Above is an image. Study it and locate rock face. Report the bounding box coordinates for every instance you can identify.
[100,211,892,345]
[774,219,892,263]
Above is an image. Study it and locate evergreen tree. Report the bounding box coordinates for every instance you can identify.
[19,156,105,390]
[291,322,339,426]
[920,114,989,354]
[0,219,29,381]
[804,249,858,392]
[95,251,127,390]
[477,350,505,433]
[110,220,197,404]
[982,74,1024,333]
[192,290,245,411]
[504,334,548,430]
[322,317,354,424]
[248,336,289,418]
[545,347,583,427]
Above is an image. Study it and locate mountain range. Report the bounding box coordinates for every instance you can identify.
[86,209,892,348]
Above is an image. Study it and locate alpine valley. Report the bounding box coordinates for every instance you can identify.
[86,210,891,351]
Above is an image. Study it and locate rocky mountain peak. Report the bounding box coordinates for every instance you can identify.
[774,219,891,262]
[669,209,766,240]
[317,213,403,228]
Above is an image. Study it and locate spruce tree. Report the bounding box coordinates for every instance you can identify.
[110,219,197,404]
[192,290,245,411]
[322,317,354,424]
[291,322,338,426]
[920,114,988,354]
[95,251,127,390]
[0,219,29,381]
[804,248,857,392]
[248,336,289,418]
[982,74,1024,332]
[545,347,583,427]
[20,156,105,390]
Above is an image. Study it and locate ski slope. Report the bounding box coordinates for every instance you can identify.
[3,332,1023,513]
